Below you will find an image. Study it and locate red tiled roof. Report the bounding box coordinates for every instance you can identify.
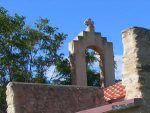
[103,82,126,101]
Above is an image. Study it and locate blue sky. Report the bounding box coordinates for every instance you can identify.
[1,0,150,79]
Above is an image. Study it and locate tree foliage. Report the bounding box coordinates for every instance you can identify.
[0,7,67,112]
[0,7,67,83]
[52,57,71,85]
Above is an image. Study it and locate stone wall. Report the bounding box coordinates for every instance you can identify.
[6,82,106,113]
[122,27,150,108]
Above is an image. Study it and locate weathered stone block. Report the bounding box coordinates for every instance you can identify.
[6,82,106,113]
[122,27,150,103]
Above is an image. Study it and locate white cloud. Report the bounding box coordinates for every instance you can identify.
[45,56,68,79]
[114,54,123,80]
[92,54,123,80]
[89,54,123,80]
[46,65,56,79]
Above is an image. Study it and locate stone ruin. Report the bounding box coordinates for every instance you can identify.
[6,19,150,113]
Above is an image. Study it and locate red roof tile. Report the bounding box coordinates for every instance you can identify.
[103,82,126,101]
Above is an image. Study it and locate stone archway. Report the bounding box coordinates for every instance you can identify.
[69,18,115,87]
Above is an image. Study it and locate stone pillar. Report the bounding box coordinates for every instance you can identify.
[122,27,150,104]
[99,56,105,88]
[104,42,115,86]
[69,41,87,86]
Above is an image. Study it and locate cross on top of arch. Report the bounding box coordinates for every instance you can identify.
[84,18,95,32]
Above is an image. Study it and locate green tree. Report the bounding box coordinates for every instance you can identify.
[0,7,67,82]
[0,7,67,112]
[52,57,71,85]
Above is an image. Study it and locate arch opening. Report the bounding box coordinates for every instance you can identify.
[85,48,104,87]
